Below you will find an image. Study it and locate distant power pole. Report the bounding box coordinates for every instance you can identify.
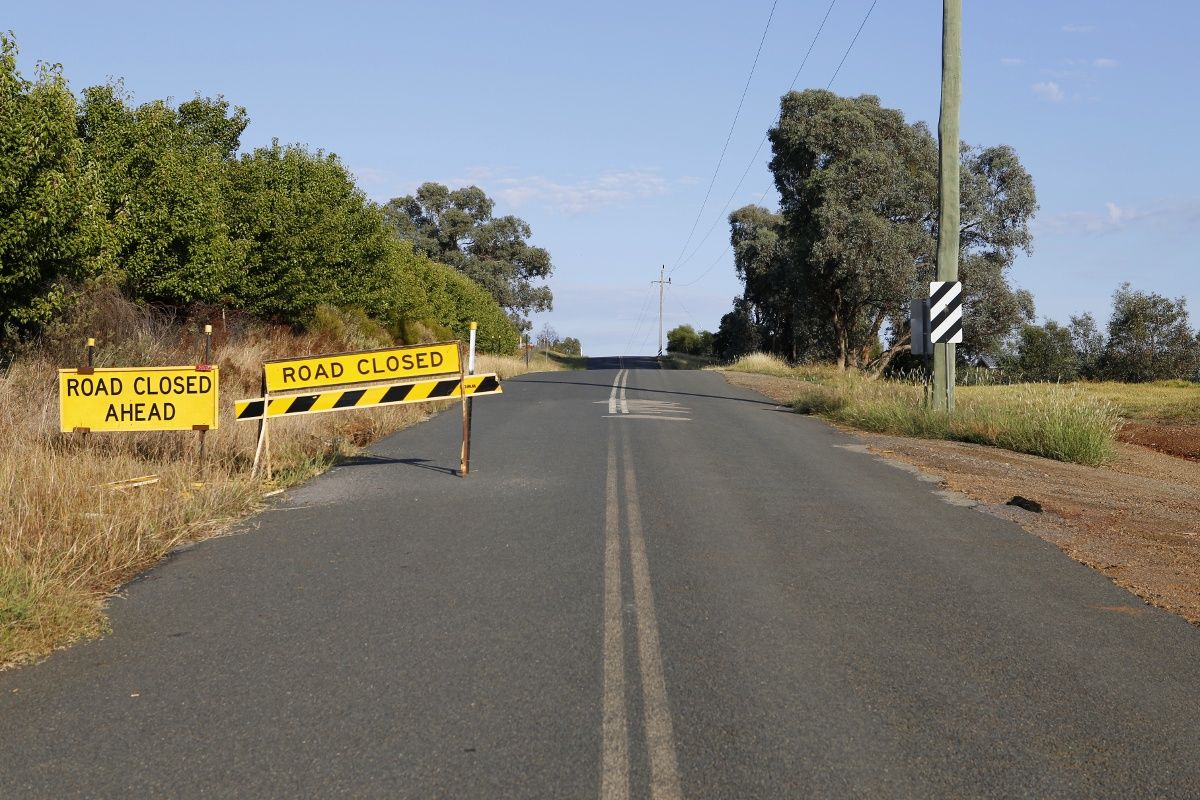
[652,265,671,356]
[933,0,961,411]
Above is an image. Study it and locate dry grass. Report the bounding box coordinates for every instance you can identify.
[474,350,575,379]
[0,297,511,668]
[719,354,1122,466]
[719,352,796,377]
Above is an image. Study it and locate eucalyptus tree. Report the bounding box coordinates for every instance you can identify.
[730,89,1037,370]
[384,182,553,331]
[1100,283,1200,382]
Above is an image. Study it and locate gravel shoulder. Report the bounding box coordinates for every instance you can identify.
[721,370,1200,624]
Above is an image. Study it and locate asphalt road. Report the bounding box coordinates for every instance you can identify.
[4,358,1200,798]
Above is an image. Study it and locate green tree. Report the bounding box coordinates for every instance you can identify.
[225,141,398,321]
[741,89,1036,370]
[390,242,519,353]
[0,35,107,335]
[713,296,762,361]
[78,85,246,306]
[383,182,553,330]
[1011,321,1077,382]
[666,324,701,354]
[1100,283,1200,382]
[1068,312,1105,379]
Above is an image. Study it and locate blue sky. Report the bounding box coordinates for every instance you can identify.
[9,1,1199,355]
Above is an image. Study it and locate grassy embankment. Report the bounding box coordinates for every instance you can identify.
[715,353,1182,467]
[0,315,567,668]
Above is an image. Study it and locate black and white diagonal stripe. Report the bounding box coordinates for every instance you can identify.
[929,281,963,344]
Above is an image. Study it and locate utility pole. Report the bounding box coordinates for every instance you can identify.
[933,0,961,411]
[652,264,671,357]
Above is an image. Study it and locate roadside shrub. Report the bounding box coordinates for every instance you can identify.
[727,352,793,376]
[308,305,392,352]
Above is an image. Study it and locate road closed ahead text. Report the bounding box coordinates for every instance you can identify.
[263,342,460,392]
[59,367,219,432]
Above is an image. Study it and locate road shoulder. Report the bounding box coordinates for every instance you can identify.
[720,369,1200,625]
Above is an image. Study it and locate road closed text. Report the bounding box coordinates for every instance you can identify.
[263,342,461,392]
[59,367,219,432]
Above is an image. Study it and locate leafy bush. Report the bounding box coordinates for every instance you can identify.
[391,244,519,353]
[0,36,108,334]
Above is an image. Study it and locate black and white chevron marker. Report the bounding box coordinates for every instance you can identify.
[929,281,963,344]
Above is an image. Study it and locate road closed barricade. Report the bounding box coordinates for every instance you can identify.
[235,338,501,478]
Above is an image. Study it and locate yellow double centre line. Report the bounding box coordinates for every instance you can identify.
[600,421,683,800]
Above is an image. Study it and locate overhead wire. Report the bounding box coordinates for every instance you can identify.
[671,292,697,324]
[826,0,878,89]
[636,0,881,349]
[671,0,879,288]
[669,0,839,278]
[622,284,657,356]
[669,0,779,275]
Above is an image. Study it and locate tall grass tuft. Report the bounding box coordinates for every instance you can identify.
[723,352,1120,466]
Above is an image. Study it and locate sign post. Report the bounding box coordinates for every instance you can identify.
[459,341,469,477]
[462,322,478,477]
[933,0,962,411]
[198,324,213,468]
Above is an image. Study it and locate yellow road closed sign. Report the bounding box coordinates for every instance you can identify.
[263,341,461,393]
[59,366,219,432]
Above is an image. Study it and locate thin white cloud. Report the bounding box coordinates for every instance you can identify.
[1038,201,1153,236]
[1062,23,1094,33]
[1093,58,1119,68]
[382,167,674,213]
[488,171,671,215]
[1000,57,1025,66]
[1032,81,1065,102]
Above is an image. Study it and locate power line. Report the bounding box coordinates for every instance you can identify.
[674,181,775,288]
[670,0,878,288]
[675,245,731,288]
[826,0,878,89]
[623,284,657,355]
[669,0,779,275]
[671,291,696,323]
[670,0,839,277]
[639,0,881,349]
